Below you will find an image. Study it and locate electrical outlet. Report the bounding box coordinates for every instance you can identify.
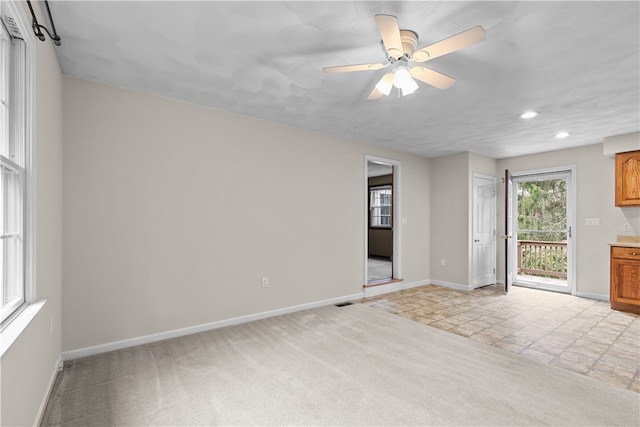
[585,218,600,226]
[262,277,269,288]
[440,259,446,267]
[623,223,631,231]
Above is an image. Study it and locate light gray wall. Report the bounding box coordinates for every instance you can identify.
[61,76,431,352]
[429,151,497,288]
[497,143,640,298]
[0,3,63,426]
[429,152,470,287]
[603,132,640,156]
[398,155,431,283]
[469,152,498,177]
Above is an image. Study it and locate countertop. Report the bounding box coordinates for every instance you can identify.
[609,242,640,248]
[609,235,640,248]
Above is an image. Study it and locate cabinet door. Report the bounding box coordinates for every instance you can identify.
[615,151,640,207]
[611,253,640,314]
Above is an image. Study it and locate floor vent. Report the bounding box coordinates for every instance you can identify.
[335,301,354,307]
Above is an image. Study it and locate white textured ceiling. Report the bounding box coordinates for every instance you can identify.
[48,1,640,159]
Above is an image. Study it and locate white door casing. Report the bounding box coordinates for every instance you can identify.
[364,155,401,284]
[504,170,514,293]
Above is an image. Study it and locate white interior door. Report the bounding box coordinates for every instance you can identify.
[472,174,496,288]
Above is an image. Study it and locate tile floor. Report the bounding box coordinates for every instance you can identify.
[357,284,640,393]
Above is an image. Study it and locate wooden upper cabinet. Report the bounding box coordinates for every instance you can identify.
[615,150,640,207]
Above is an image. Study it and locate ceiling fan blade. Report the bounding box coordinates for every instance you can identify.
[375,14,404,59]
[323,63,386,73]
[409,66,456,89]
[412,26,486,63]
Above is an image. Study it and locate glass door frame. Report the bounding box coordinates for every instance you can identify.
[509,165,577,295]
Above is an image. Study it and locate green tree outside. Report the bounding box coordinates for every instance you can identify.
[517,179,568,278]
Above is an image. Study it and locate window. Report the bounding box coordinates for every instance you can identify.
[1,6,30,326]
[370,186,392,227]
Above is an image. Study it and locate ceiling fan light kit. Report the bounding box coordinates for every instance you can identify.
[393,66,419,96]
[323,14,486,100]
[375,73,394,96]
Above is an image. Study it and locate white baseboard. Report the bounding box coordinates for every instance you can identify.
[430,279,474,291]
[402,280,430,291]
[62,292,363,361]
[363,279,475,297]
[575,291,609,302]
[363,279,429,298]
[34,355,62,427]
[363,281,402,298]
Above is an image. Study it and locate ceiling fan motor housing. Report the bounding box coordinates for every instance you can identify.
[400,30,418,58]
[381,29,418,61]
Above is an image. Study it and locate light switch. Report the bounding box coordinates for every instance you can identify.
[585,218,600,226]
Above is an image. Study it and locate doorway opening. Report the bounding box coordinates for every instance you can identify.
[511,168,575,294]
[365,157,400,285]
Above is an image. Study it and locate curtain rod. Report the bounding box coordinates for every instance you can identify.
[26,0,61,46]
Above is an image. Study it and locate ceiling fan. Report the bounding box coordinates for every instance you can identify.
[323,15,486,100]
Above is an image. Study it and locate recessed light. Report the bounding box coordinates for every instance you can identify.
[520,111,539,119]
[555,131,570,139]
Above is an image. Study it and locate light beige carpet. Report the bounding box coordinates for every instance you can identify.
[43,304,639,426]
